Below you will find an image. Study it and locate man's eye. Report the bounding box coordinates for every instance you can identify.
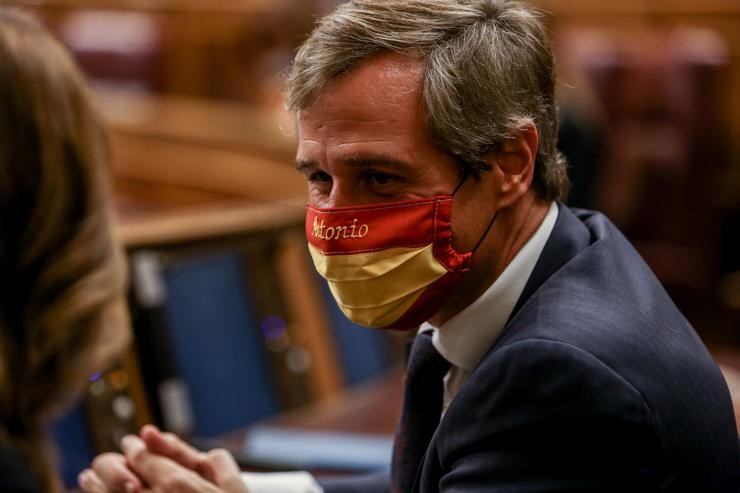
[366,172,395,186]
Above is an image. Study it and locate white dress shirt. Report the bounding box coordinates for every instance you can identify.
[241,202,559,493]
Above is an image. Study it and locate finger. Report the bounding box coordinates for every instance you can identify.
[140,424,205,471]
[91,452,143,493]
[122,435,213,493]
[78,469,110,493]
[202,449,247,493]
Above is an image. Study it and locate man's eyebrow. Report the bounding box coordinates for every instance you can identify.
[343,155,414,169]
[295,156,415,171]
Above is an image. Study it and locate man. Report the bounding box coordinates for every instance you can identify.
[79,1,740,492]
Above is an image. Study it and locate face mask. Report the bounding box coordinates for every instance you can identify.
[306,183,496,330]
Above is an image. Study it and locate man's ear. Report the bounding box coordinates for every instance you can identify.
[482,122,538,207]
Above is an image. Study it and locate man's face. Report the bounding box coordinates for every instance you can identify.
[296,52,535,324]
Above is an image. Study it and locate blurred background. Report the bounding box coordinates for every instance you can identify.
[3,0,739,488]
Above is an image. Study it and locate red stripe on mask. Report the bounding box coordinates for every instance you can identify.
[306,196,471,273]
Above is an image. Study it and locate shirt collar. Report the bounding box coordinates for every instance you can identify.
[420,201,559,372]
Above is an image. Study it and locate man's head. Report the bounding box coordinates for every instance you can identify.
[288,0,569,203]
[292,0,566,325]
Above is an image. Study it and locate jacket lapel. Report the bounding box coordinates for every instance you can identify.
[508,203,593,323]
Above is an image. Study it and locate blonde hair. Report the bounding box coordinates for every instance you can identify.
[0,9,129,492]
[288,0,570,202]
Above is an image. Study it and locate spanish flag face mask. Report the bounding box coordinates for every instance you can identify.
[306,178,496,330]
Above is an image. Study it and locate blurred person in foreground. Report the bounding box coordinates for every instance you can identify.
[0,9,131,493]
[81,1,740,492]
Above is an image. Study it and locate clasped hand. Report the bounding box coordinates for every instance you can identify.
[77,425,248,493]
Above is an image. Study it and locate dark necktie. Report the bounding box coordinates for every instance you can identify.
[391,331,451,493]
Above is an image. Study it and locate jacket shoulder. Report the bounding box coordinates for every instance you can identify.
[428,338,660,492]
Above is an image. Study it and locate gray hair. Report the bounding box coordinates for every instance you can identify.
[287,0,569,202]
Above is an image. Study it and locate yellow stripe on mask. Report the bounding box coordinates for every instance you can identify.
[308,243,443,281]
[307,243,448,327]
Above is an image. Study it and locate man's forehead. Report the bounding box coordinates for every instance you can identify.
[300,52,425,122]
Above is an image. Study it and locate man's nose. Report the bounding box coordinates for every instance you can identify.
[327,182,356,208]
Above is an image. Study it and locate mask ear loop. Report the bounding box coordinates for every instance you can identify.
[451,172,470,196]
[471,209,499,254]
[450,169,499,254]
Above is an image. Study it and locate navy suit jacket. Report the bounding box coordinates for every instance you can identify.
[320,205,739,492]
